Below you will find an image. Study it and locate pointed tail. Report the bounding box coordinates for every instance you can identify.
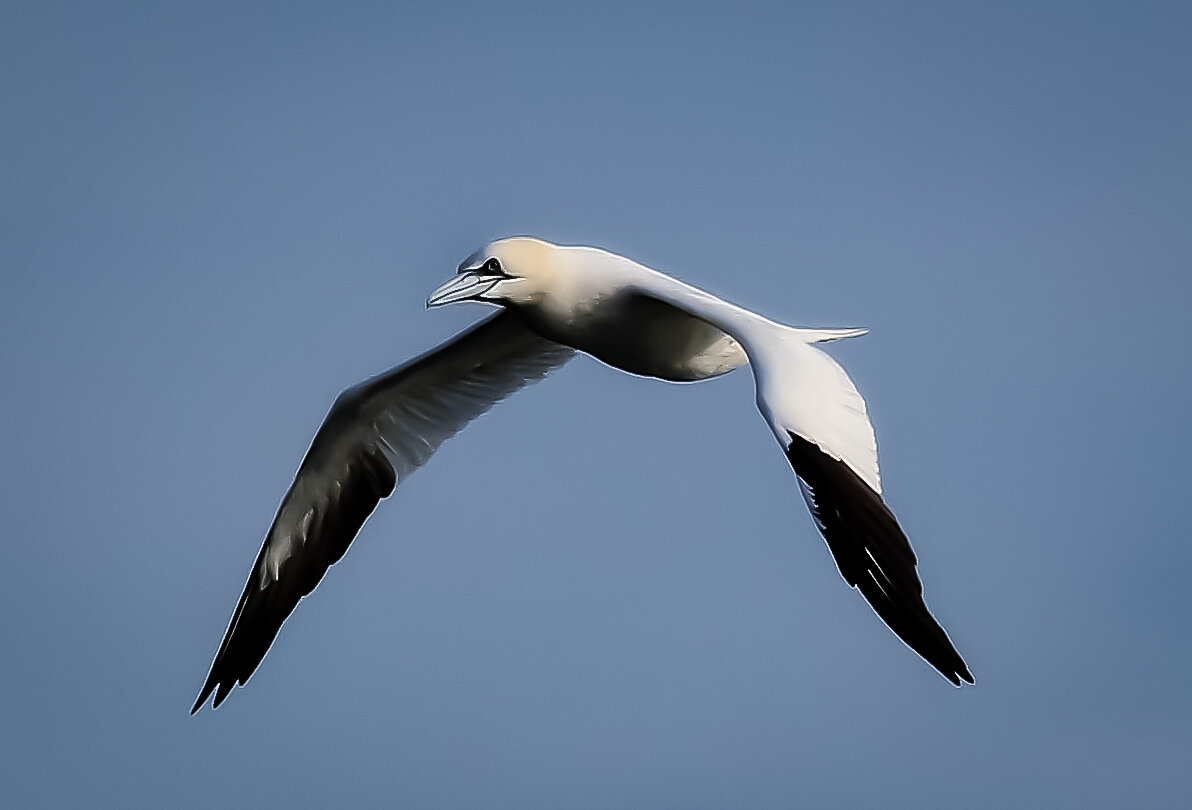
[789,326,869,344]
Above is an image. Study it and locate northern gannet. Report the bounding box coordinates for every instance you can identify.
[192,237,972,712]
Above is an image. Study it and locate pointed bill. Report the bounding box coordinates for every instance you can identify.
[426,272,499,308]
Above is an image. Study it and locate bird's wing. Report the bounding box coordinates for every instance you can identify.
[757,335,973,685]
[192,311,574,711]
[614,267,971,685]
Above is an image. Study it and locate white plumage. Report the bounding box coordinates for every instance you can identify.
[192,237,972,712]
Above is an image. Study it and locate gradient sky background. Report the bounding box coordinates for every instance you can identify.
[3,2,1190,807]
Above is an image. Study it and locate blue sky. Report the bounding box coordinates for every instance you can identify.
[2,2,1190,807]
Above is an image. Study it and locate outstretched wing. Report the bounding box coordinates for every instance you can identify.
[602,262,972,685]
[192,312,574,711]
[766,339,972,685]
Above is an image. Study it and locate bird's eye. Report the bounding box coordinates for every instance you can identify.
[484,258,502,274]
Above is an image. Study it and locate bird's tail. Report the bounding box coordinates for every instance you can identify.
[788,326,868,344]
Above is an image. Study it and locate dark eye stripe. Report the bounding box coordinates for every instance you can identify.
[483,258,513,278]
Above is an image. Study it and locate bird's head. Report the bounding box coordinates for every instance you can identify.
[426,237,560,310]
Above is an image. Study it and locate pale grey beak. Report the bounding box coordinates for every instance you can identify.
[426,272,500,308]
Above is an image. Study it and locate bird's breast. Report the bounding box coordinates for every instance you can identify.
[515,289,746,382]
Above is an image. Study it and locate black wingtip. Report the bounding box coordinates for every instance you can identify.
[191,676,238,714]
[190,444,399,715]
[213,681,234,708]
[190,688,209,715]
[191,677,220,714]
[783,432,973,687]
[943,665,975,687]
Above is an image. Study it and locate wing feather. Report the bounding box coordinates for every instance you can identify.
[748,334,971,684]
[596,277,970,684]
[785,432,972,685]
[192,312,573,711]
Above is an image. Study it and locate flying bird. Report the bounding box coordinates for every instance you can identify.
[192,237,972,712]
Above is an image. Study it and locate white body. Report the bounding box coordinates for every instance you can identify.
[495,242,880,493]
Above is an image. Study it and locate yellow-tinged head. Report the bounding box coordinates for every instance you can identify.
[426,237,565,310]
